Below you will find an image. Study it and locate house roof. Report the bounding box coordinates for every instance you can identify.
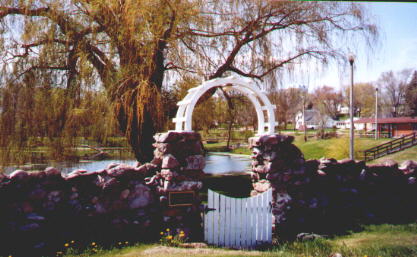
[354,117,417,124]
[303,109,319,122]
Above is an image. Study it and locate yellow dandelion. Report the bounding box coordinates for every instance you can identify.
[70,240,75,244]
[179,234,184,237]
[125,241,128,244]
[91,242,96,246]
[166,228,170,232]
[167,235,173,240]
[160,231,164,235]
[64,243,69,247]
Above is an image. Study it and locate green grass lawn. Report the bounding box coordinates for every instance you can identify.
[204,136,396,161]
[62,223,417,257]
[292,136,391,160]
[369,145,417,164]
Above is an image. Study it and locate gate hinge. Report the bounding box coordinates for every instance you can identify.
[204,205,216,214]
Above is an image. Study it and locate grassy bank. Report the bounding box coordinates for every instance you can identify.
[62,223,417,257]
[368,145,417,164]
[204,136,395,161]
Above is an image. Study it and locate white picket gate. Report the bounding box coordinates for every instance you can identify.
[204,189,272,249]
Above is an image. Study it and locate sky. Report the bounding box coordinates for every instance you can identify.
[304,2,417,91]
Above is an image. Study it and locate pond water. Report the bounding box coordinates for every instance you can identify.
[3,153,251,175]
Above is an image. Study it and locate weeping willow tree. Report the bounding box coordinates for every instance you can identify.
[0,74,118,165]
[0,0,378,162]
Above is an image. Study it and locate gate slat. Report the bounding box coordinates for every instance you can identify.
[219,194,226,246]
[241,197,248,249]
[262,190,268,241]
[257,193,262,244]
[213,191,220,246]
[235,198,242,248]
[230,197,236,248]
[250,195,256,248]
[263,191,269,242]
[206,189,214,244]
[266,189,272,243]
[256,193,260,243]
[247,196,253,248]
[225,195,231,247]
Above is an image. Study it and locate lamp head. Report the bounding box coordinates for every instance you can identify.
[348,54,355,65]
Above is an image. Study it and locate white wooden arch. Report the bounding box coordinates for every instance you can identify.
[173,76,277,135]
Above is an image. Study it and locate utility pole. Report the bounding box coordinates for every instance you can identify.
[375,87,378,140]
[349,54,355,160]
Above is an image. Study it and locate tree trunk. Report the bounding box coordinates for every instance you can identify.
[115,77,164,163]
[226,110,233,150]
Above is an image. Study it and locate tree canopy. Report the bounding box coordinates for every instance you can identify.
[376,69,413,118]
[405,71,417,116]
[0,0,378,161]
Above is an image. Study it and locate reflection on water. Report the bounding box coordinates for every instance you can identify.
[204,154,251,174]
[4,153,251,175]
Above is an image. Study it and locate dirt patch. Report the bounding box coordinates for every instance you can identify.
[121,245,265,257]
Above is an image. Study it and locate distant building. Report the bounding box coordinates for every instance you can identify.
[354,117,417,138]
[295,109,336,130]
[335,118,365,130]
[337,105,350,115]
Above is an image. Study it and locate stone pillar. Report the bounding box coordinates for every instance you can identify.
[150,131,205,238]
[248,134,306,233]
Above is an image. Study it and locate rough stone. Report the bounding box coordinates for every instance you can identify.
[128,184,152,209]
[162,154,180,169]
[253,180,271,192]
[161,169,177,181]
[26,213,45,221]
[9,170,29,181]
[185,155,205,170]
[248,136,260,148]
[19,223,40,232]
[44,167,61,177]
[120,189,130,199]
[399,160,417,174]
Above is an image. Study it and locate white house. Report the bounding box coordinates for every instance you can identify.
[337,105,350,115]
[335,118,366,130]
[295,109,336,130]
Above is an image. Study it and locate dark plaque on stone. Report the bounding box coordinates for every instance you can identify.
[168,191,195,207]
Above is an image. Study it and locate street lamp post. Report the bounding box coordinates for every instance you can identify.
[375,87,378,140]
[349,54,355,160]
[300,85,308,142]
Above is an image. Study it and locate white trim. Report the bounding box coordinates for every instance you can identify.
[173,76,276,135]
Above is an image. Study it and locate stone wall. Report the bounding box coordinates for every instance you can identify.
[2,131,416,255]
[249,134,417,239]
[0,131,205,256]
